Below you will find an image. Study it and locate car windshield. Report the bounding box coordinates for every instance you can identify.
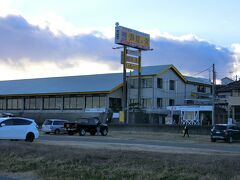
[214,125,227,130]
[43,120,52,125]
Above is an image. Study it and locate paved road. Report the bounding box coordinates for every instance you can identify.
[39,134,240,154]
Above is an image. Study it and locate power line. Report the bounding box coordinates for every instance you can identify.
[192,65,212,76]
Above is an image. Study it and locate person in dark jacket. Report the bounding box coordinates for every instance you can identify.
[183,124,189,137]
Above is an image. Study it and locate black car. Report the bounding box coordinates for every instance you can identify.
[211,124,240,143]
[64,117,108,136]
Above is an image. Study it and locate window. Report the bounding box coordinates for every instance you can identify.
[64,96,85,109]
[93,96,99,108]
[197,85,206,93]
[86,96,93,108]
[169,80,175,90]
[0,98,6,110]
[25,97,41,110]
[85,96,106,108]
[53,121,64,125]
[129,79,138,89]
[13,119,32,125]
[7,98,23,110]
[157,98,163,108]
[109,98,122,112]
[142,78,153,88]
[99,96,106,108]
[142,98,152,108]
[1,119,14,126]
[157,78,163,89]
[76,96,85,109]
[43,96,62,110]
[169,99,175,106]
[43,120,52,125]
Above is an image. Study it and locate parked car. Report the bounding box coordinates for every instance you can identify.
[0,117,39,142]
[0,112,14,117]
[41,119,68,134]
[211,124,240,143]
[64,117,108,136]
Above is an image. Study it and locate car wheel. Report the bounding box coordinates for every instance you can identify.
[90,130,96,136]
[227,136,233,143]
[211,138,216,142]
[79,128,86,136]
[54,129,60,135]
[25,132,35,142]
[45,132,50,135]
[101,129,108,136]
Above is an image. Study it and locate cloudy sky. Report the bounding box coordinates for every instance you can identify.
[0,0,240,81]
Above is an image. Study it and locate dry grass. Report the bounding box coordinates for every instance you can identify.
[0,140,240,180]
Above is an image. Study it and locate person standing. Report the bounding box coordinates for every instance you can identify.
[183,124,189,137]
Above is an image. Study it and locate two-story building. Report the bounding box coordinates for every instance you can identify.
[127,65,212,125]
[216,80,240,123]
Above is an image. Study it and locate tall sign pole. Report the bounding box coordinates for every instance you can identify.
[138,49,142,108]
[212,64,216,126]
[114,22,151,124]
[123,46,127,124]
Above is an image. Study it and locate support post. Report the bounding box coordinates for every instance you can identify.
[138,49,142,109]
[123,46,127,124]
[212,64,216,126]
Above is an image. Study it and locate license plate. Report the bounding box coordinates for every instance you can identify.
[216,131,220,134]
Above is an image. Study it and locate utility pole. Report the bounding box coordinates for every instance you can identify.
[212,64,216,126]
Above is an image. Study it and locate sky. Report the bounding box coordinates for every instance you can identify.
[0,0,240,81]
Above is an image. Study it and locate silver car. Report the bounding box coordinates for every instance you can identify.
[41,119,68,134]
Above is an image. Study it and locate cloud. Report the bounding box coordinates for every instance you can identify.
[0,14,237,80]
[231,43,240,76]
[142,37,235,79]
[0,15,118,62]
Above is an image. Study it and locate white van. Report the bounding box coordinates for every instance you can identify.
[41,119,68,134]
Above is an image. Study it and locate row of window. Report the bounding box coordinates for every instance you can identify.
[129,78,176,90]
[0,95,106,110]
[129,78,207,93]
[129,98,175,108]
[129,78,153,88]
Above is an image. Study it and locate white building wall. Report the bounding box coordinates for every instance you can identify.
[154,69,186,108]
[127,69,186,109]
[185,83,211,100]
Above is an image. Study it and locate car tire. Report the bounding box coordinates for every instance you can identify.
[45,132,50,135]
[100,129,108,136]
[227,136,233,143]
[211,138,216,142]
[90,130,96,136]
[25,132,35,142]
[79,128,86,136]
[54,129,60,135]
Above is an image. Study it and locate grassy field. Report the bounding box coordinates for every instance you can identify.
[0,141,240,180]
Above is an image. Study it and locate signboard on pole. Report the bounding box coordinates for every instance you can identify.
[125,63,139,70]
[115,25,150,50]
[127,49,141,56]
[121,52,139,64]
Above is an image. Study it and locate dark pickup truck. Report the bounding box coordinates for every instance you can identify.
[64,117,108,136]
